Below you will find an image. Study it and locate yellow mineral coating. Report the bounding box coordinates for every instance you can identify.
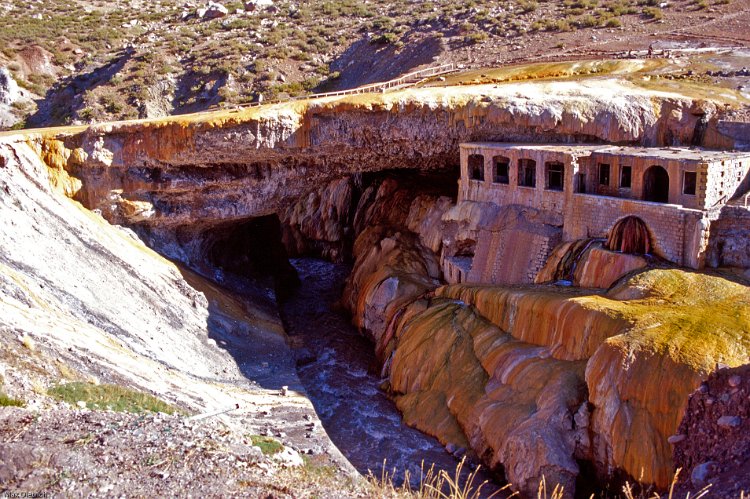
[426,59,660,87]
[395,390,470,450]
[390,300,491,445]
[586,339,703,488]
[435,284,629,361]
[389,298,588,494]
[119,121,197,163]
[34,137,82,197]
[572,247,648,288]
[424,269,750,489]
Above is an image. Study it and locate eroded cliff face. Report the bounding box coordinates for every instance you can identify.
[0,138,352,474]
[327,172,750,496]
[17,77,740,237]
[2,74,748,497]
[376,269,749,495]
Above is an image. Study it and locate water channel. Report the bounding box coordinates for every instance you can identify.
[280,258,501,494]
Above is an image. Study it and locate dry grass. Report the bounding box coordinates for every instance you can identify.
[1,0,739,127]
[366,457,509,498]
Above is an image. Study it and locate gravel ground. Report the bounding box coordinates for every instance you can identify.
[0,406,365,498]
[673,364,750,498]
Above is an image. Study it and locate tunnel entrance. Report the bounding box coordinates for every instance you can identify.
[643,165,669,203]
[204,214,299,298]
[605,216,652,255]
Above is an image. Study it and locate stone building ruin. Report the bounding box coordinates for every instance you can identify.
[445,143,750,285]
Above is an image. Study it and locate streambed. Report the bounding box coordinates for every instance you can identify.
[280,258,498,492]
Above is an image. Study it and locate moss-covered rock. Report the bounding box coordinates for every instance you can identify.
[387,268,750,493]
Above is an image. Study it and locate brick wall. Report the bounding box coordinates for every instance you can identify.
[564,194,705,267]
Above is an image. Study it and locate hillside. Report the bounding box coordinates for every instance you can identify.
[0,0,749,128]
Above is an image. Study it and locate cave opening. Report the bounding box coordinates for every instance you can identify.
[202,214,300,299]
[168,164,485,490]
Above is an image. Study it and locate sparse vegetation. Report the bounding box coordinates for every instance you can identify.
[0,392,24,407]
[48,382,181,414]
[0,0,740,127]
[248,434,284,455]
[643,6,665,18]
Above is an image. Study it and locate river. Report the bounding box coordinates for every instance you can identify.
[280,258,500,494]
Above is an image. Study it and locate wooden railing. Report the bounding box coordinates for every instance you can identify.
[232,63,456,109]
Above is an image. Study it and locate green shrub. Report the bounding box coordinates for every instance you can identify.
[642,6,663,18]
[249,435,284,455]
[0,392,24,407]
[48,382,180,414]
[518,0,539,13]
[556,18,574,31]
[372,32,399,44]
[577,14,600,27]
[464,31,489,44]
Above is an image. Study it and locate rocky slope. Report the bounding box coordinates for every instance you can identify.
[1,0,748,127]
[673,364,750,497]
[0,136,356,492]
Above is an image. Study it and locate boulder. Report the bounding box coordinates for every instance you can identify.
[245,0,274,11]
[0,68,20,106]
[200,2,228,18]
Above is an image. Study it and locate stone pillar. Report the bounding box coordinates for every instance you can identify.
[683,214,711,269]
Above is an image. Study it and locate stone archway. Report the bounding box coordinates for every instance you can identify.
[643,165,669,203]
[605,216,652,254]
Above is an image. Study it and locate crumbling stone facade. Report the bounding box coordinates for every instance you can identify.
[458,143,750,274]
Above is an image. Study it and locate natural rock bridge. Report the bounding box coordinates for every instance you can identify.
[17,74,737,232]
[1,65,749,497]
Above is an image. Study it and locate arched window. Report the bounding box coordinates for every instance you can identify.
[518,158,536,187]
[545,161,564,191]
[493,156,510,184]
[643,165,669,203]
[468,154,485,181]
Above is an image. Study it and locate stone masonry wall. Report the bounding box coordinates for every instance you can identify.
[565,194,705,267]
[467,227,561,284]
[703,158,750,209]
[460,180,565,219]
[705,206,750,268]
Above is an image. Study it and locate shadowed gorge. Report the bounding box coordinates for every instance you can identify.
[1,62,750,498]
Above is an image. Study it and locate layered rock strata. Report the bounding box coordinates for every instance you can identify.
[384,272,750,495]
[0,139,353,474]
[20,77,743,236]
[2,74,749,497]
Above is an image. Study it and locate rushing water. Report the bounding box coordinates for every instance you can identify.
[280,258,500,492]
